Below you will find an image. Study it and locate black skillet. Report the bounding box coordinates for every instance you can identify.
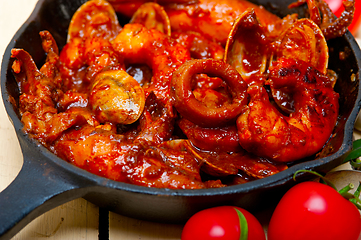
[1,0,361,239]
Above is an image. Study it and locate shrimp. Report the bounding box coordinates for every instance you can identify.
[109,0,281,45]
[237,58,339,162]
[112,23,191,104]
[53,119,205,189]
[110,0,356,43]
[59,0,124,92]
[158,0,281,46]
[58,36,126,92]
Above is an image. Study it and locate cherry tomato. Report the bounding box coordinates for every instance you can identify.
[181,206,265,240]
[324,0,361,35]
[267,181,361,240]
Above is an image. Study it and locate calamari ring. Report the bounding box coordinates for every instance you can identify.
[171,59,248,128]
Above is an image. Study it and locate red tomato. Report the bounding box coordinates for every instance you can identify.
[267,181,361,240]
[181,206,265,240]
[324,0,361,35]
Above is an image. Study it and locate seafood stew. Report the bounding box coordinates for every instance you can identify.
[0,0,360,234]
[6,0,359,189]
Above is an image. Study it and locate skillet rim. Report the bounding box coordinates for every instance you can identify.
[1,0,360,198]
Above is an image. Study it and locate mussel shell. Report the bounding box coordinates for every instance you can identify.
[89,70,145,124]
[67,0,122,42]
[274,18,329,74]
[224,9,270,81]
[130,2,171,36]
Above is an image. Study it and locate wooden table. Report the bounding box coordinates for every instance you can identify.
[1,1,360,239]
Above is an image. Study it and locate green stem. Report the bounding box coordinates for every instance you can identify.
[344,139,361,163]
[349,182,361,210]
[234,208,248,240]
[339,183,354,196]
[293,170,337,190]
[350,158,361,170]
[354,182,361,198]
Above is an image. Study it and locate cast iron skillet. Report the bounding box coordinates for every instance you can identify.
[1,0,361,239]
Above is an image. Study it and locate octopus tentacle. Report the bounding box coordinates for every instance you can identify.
[318,0,355,39]
[289,0,356,40]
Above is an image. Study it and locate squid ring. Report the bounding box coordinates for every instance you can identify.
[171,59,248,128]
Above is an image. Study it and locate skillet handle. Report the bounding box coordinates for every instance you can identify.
[0,140,92,240]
